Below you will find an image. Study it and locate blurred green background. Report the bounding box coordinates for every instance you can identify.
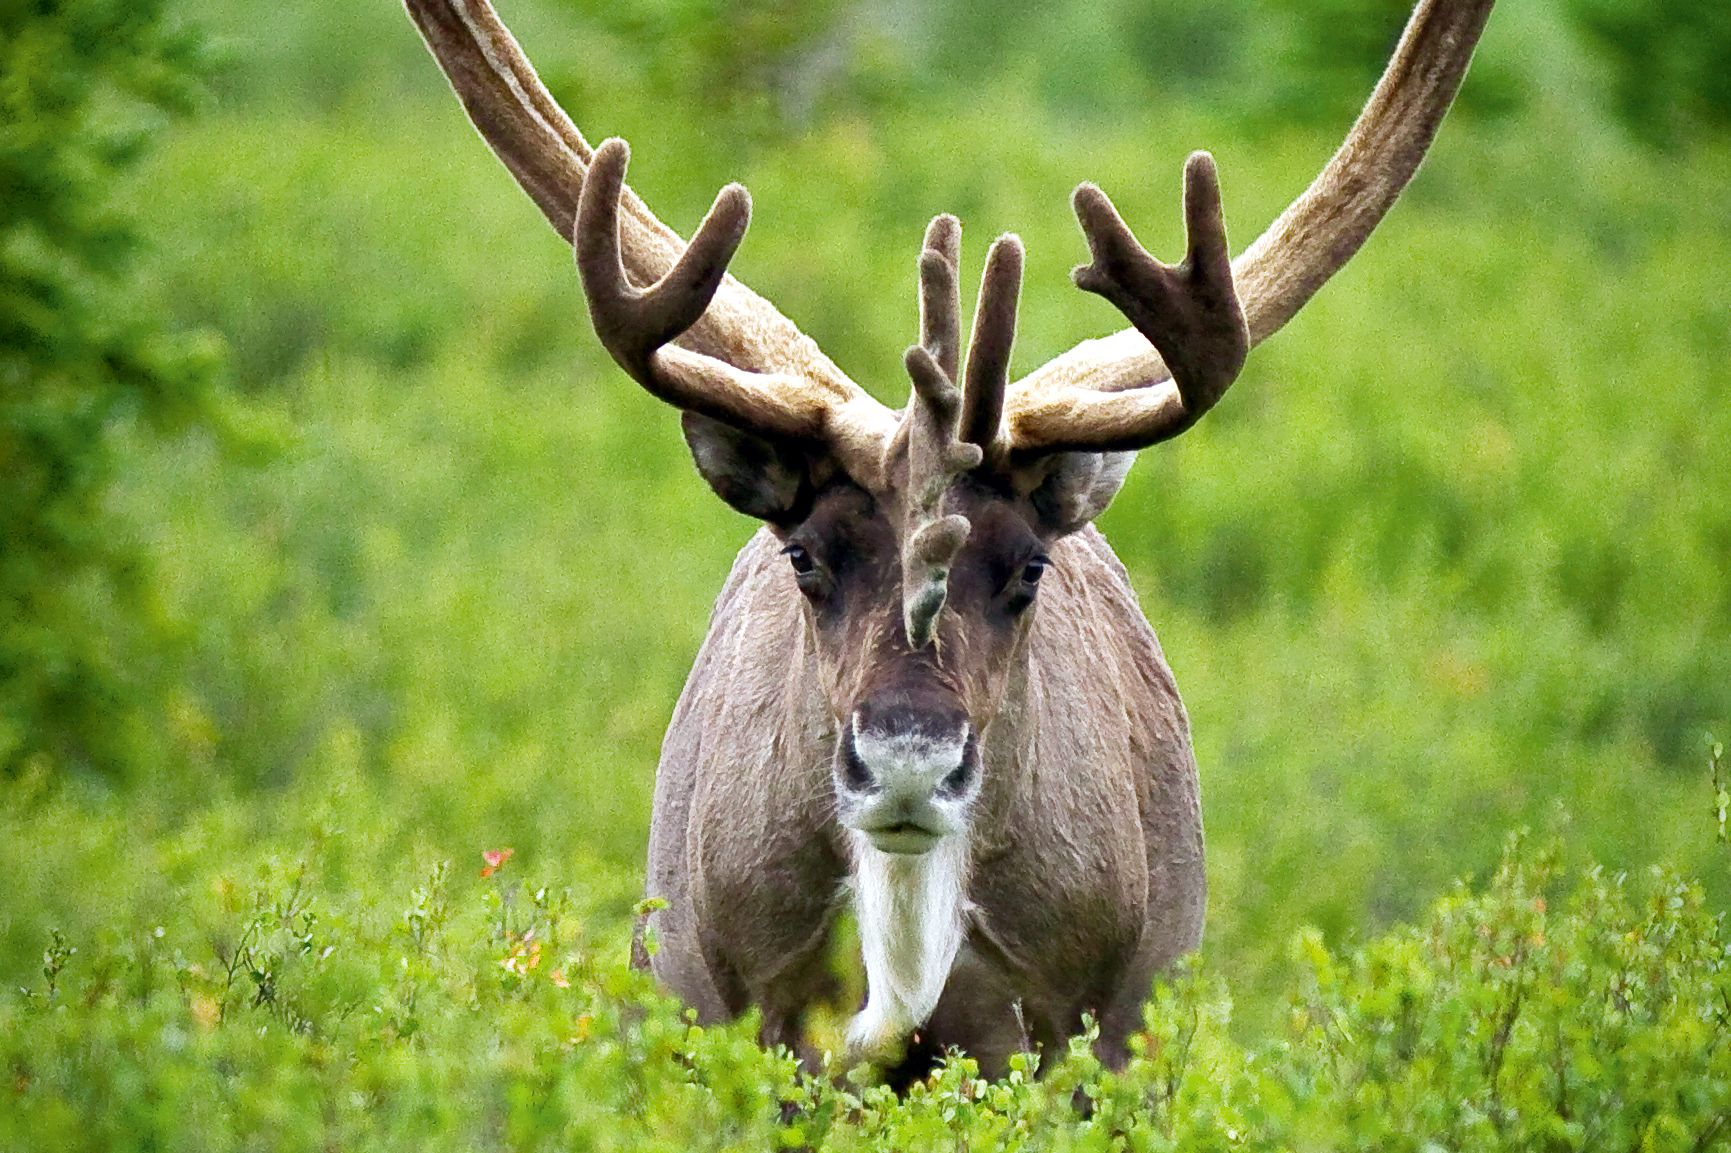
[3,0,1729,1028]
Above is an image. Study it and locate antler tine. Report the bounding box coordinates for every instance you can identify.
[902,342,979,648]
[578,140,749,360]
[1004,0,1496,455]
[919,215,962,382]
[898,218,988,647]
[959,235,1024,463]
[576,139,830,442]
[894,215,980,494]
[902,348,983,500]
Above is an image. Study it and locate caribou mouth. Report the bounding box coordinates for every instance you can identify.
[861,820,943,856]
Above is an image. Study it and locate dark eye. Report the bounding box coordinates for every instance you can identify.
[781,543,816,577]
[1004,554,1050,614]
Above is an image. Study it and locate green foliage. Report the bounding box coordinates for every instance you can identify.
[3,832,1726,1150]
[1280,837,1731,1149]
[0,0,220,777]
[5,0,1731,1143]
[1568,0,1731,147]
[1710,736,1728,845]
[545,0,852,139]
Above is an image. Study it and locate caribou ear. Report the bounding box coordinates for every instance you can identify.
[1024,451,1135,536]
[680,412,811,525]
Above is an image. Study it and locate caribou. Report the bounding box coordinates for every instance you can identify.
[405,0,1496,1080]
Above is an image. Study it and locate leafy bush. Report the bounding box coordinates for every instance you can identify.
[0,0,219,778]
[3,833,1725,1150]
[6,0,1729,1146]
[1567,0,1731,146]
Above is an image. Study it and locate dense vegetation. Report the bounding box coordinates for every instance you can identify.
[3,0,1728,1145]
[0,0,218,777]
[8,834,1729,1149]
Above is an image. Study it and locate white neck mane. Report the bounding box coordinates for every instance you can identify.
[845,833,970,1063]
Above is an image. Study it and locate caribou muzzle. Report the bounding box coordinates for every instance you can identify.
[835,696,981,856]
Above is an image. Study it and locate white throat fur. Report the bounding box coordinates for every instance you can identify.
[845,833,970,1063]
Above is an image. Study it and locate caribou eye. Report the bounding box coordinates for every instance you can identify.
[1005,554,1050,614]
[781,543,816,577]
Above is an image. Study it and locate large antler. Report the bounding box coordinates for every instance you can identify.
[577,140,845,443]
[1007,154,1247,455]
[1004,0,1496,456]
[404,1,894,475]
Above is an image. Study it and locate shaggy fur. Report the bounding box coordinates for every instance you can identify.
[643,525,1205,1073]
[846,832,972,1064]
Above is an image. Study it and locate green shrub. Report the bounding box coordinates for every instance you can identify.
[1567,0,1731,147]
[0,0,220,779]
[3,833,1724,1150]
[7,2,1729,1145]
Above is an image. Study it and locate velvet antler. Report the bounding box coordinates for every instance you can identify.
[406,2,896,483]
[1004,0,1496,455]
[1008,153,1247,454]
[898,221,1024,647]
[576,140,832,443]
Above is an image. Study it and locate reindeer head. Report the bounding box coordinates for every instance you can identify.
[406,0,1494,857]
[573,136,1249,854]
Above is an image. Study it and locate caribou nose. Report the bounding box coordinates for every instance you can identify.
[837,708,979,809]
